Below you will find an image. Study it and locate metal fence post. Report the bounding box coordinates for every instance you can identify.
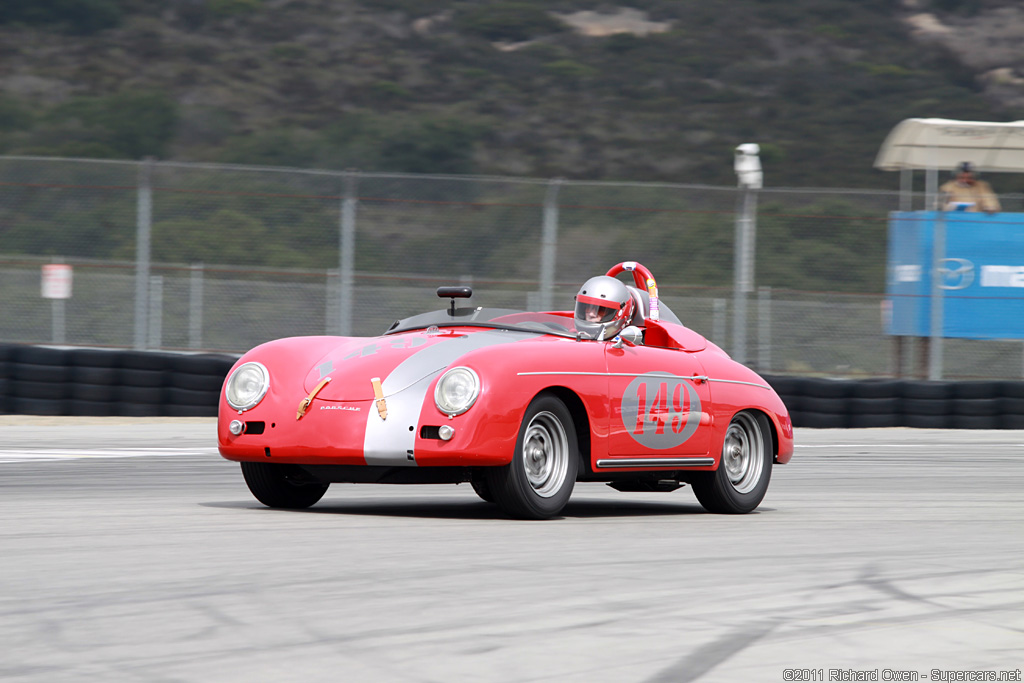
[339,170,357,336]
[189,263,203,349]
[713,298,727,348]
[732,186,758,363]
[758,286,771,373]
[134,158,154,350]
[900,168,913,211]
[539,178,562,311]
[148,274,163,349]
[929,210,945,380]
[49,257,66,345]
[325,268,339,334]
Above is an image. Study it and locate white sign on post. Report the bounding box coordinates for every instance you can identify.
[41,264,73,299]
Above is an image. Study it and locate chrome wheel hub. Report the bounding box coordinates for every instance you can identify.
[522,411,569,498]
[722,413,764,494]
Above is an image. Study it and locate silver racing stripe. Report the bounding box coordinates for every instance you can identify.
[362,330,536,466]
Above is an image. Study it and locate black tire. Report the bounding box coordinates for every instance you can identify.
[166,386,218,407]
[951,414,1000,430]
[470,478,495,504]
[902,381,953,400]
[999,381,1024,399]
[69,349,120,368]
[116,402,163,417]
[241,462,329,509]
[11,379,67,400]
[12,397,68,416]
[692,411,772,514]
[173,354,237,376]
[803,396,848,415]
[851,380,905,399]
[485,394,578,520]
[998,396,1024,414]
[70,400,116,416]
[169,372,226,393]
[793,411,848,429]
[803,378,852,399]
[13,346,67,366]
[763,376,805,396]
[118,368,166,388]
[954,381,998,400]
[72,365,117,385]
[849,413,901,428]
[119,385,164,403]
[902,413,949,429]
[12,363,69,383]
[120,350,171,371]
[903,398,949,416]
[952,398,999,417]
[72,383,116,402]
[849,397,900,415]
[1001,414,1024,430]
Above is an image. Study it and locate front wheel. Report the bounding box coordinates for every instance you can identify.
[241,462,329,509]
[470,478,495,504]
[486,394,578,519]
[692,411,772,514]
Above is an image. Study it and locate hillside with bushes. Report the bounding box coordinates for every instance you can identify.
[1,0,1023,188]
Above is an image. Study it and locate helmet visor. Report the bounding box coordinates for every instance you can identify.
[575,295,620,324]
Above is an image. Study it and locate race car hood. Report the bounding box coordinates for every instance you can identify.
[301,328,537,401]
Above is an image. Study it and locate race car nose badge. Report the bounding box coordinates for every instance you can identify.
[371,377,388,421]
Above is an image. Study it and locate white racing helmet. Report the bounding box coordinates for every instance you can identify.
[574,275,634,340]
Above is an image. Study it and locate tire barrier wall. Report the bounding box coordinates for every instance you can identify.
[1,344,1023,428]
[0,344,237,418]
[763,375,1024,429]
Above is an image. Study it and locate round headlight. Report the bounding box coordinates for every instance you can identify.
[225,362,270,412]
[434,366,480,416]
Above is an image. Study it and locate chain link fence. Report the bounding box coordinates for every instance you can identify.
[3,155,1024,379]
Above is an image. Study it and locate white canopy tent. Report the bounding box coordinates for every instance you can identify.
[875,118,1024,210]
[875,118,1024,172]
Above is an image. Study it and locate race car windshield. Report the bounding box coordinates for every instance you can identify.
[384,307,578,338]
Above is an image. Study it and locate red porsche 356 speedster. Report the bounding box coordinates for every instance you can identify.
[218,262,793,519]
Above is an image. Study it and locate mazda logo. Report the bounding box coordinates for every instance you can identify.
[937,258,974,290]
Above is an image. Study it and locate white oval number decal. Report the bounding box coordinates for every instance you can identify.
[620,373,702,449]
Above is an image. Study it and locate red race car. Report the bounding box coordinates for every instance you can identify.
[218,262,793,519]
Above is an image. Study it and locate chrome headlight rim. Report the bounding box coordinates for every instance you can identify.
[434,366,480,417]
[225,361,270,412]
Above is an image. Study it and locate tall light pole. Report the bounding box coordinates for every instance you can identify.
[733,143,762,364]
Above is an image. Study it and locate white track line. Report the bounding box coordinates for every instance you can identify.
[0,447,220,463]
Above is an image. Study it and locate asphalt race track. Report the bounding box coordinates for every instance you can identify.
[1,418,1022,683]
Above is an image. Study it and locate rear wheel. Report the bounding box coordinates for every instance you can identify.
[486,394,578,519]
[692,411,772,514]
[240,462,329,509]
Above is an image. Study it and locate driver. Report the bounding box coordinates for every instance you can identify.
[573,275,635,340]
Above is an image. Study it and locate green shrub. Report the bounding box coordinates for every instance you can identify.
[0,96,32,131]
[0,0,122,34]
[454,3,565,42]
[209,0,262,19]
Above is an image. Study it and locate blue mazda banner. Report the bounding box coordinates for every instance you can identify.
[887,211,1024,339]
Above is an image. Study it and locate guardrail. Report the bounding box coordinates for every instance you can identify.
[1,344,1023,428]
